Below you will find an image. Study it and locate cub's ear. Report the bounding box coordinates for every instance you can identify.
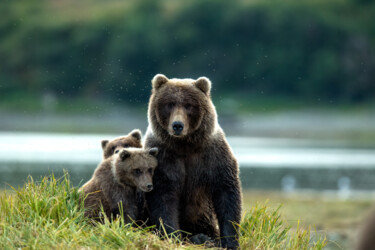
[148,147,159,157]
[129,129,142,141]
[152,74,168,89]
[101,140,109,150]
[194,77,211,95]
[120,149,131,161]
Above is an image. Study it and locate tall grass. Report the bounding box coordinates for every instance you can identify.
[0,173,326,249]
[238,204,326,249]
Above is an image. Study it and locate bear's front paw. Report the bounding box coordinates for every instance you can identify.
[189,233,212,245]
[110,207,120,218]
[221,237,239,250]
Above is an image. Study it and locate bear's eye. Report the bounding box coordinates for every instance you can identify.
[133,169,142,175]
[184,104,192,111]
[148,168,153,174]
[114,149,119,154]
[123,143,129,148]
[111,146,116,152]
[167,102,175,109]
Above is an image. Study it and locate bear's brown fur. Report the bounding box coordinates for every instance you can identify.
[145,74,242,249]
[101,129,142,159]
[80,147,158,223]
[357,208,375,250]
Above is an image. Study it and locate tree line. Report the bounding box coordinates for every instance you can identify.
[1,0,374,105]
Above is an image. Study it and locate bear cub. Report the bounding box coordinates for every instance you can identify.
[81,147,158,223]
[101,129,142,159]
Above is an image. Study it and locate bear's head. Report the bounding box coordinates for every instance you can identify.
[101,129,142,159]
[112,147,158,192]
[148,74,217,141]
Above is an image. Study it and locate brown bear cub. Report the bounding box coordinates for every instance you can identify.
[145,74,242,249]
[101,129,142,159]
[80,147,158,223]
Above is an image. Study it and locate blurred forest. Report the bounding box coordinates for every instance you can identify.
[1,0,375,110]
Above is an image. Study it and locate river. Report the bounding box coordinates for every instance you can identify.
[1,132,375,192]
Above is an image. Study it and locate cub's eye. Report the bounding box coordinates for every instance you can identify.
[111,146,116,151]
[123,143,129,148]
[134,169,142,175]
[114,150,119,154]
[148,168,153,173]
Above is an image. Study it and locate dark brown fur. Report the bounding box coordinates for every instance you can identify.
[145,74,242,249]
[101,129,142,159]
[357,208,375,250]
[80,147,158,223]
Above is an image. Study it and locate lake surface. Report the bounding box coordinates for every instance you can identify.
[1,132,375,192]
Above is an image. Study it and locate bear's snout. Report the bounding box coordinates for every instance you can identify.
[172,121,184,135]
[140,183,153,192]
[167,106,189,136]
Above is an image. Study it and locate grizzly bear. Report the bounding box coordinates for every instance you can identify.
[101,129,142,159]
[144,74,242,249]
[80,147,158,223]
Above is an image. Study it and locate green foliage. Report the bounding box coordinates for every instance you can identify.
[238,203,326,249]
[0,0,375,105]
[0,172,326,249]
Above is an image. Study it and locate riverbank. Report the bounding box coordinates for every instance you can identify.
[242,190,375,249]
[0,174,327,249]
[1,106,375,144]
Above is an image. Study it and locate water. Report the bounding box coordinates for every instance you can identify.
[1,132,375,191]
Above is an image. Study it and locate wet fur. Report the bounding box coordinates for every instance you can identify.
[145,74,242,249]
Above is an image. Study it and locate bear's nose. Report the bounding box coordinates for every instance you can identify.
[147,184,153,191]
[172,121,184,134]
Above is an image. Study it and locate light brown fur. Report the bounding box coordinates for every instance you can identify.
[80,147,158,222]
[101,129,142,159]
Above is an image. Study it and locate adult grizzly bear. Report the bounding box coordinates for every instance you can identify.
[144,74,242,249]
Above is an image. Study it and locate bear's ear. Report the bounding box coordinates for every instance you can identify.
[148,147,159,157]
[194,77,211,95]
[101,140,109,150]
[129,129,142,141]
[152,74,169,89]
[120,149,131,161]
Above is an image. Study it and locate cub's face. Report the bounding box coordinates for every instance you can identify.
[150,74,211,138]
[101,129,142,159]
[114,148,158,192]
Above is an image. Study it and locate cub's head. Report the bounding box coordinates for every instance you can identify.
[149,74,216,138]
[112,147,158,192]
[101,129,142,159]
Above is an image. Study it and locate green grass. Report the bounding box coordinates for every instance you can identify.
[242,190,375,249]
[0,173,326,249]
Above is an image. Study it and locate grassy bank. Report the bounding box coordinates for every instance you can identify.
[243,190,375,249]
[0,173,326,249]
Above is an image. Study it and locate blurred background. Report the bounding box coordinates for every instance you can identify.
[1,0,375,248]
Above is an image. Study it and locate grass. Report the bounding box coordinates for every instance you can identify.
[242,190,374,230]
[0,173,326,249]
[242,190,375,249]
